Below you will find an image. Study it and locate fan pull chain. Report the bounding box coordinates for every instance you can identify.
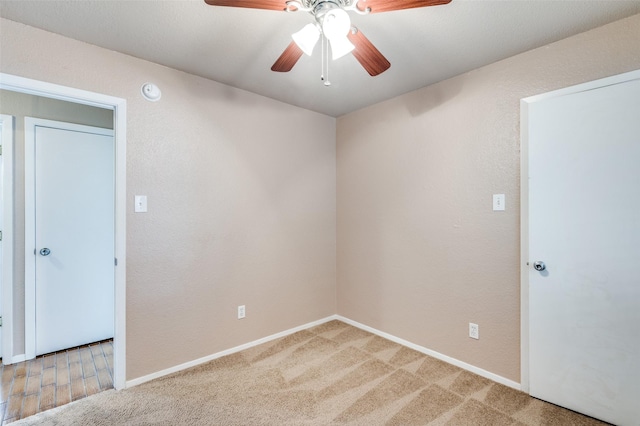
[320,35,331,87]
[320,35,325,82]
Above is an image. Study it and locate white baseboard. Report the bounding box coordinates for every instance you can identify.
[126,314,520,391]
[2,354,27,365]
[336,315,521,390]
[125,315,339,388]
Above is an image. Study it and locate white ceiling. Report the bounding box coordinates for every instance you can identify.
[2,0,639,117]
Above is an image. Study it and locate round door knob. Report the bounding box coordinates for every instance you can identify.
[533,261,546,271]
[39,248,51,256]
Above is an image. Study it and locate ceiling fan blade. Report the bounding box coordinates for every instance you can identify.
[271,41,304,72]
[347,28,390,76]
[356,0,451,14]
[204,0,288,11]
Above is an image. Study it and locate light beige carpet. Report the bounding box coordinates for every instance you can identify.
[15,321,607,425]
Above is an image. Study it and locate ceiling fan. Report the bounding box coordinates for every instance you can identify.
[204,0,451,79]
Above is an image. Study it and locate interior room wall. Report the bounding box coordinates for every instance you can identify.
[0,18,337,381]
[3,11,638,387]
[0,89,113,355]
[336,13,640,382]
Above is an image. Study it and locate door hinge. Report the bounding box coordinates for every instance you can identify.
[0,144,2,155]
[0,316,3,327]
[0,230,2,241]
[115,258,118,266]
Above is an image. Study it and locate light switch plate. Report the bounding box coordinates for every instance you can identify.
[493,194,505,211]
[134,195,148,213]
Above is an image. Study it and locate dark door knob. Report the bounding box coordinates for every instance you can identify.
[533,261,546,271]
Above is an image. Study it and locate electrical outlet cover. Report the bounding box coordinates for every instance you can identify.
[469,323,479,339]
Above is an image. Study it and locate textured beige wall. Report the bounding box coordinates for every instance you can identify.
[0,89,113,355]
[1,19,336,380]
[336,14,640,382]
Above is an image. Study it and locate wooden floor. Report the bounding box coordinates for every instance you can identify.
[0,340,113,424]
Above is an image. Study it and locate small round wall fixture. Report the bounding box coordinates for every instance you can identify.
[141,82,161,102]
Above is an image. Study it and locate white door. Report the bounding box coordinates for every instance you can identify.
[526,74,640,425]
[25,118,114,356]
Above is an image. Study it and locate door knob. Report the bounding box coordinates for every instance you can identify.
[533,261,546,271]
[39,248,51,256]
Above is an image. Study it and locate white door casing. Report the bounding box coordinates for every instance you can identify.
[0,73,126,388]
[1,114,16,361]
[25,119,114,356]
[521,70,640,425]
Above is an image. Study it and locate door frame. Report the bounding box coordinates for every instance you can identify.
[519,68,640,393]
[24,117,115,359]
[0,73,126,390]
[1,114,15,361]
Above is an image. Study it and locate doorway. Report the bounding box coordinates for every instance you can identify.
[0,73,126,390]
[521,70,640,424]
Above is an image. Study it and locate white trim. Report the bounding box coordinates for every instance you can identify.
[519,98,531,393]
[337,316,521,391]
[9,354,26,364]
[0,74,120,110]
[24,118,35,360]
[1,114,15,363]
[522,70,640,105]
[127,313,520,390]
[126,316,339,388]
[0,73,127,389]
[24,118,114,361]
[519,68,640,395]
[113,100,127,391]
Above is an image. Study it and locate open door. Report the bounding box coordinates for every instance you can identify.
[25,118,115,357]
[523,71,640,425]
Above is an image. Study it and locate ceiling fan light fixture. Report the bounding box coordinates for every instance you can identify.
[322,8,351,40]
[292,23,320,56]
[321,8,354,60]
[207,0,451,79]
[329,36,355,60]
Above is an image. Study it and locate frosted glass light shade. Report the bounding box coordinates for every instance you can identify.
[322,8,354,60]
[329,36,355,60]
[322,9,351,40]
[292,23,320,56]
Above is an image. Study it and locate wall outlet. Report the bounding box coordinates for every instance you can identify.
[238,305,246,319]
[469,323,479,339]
